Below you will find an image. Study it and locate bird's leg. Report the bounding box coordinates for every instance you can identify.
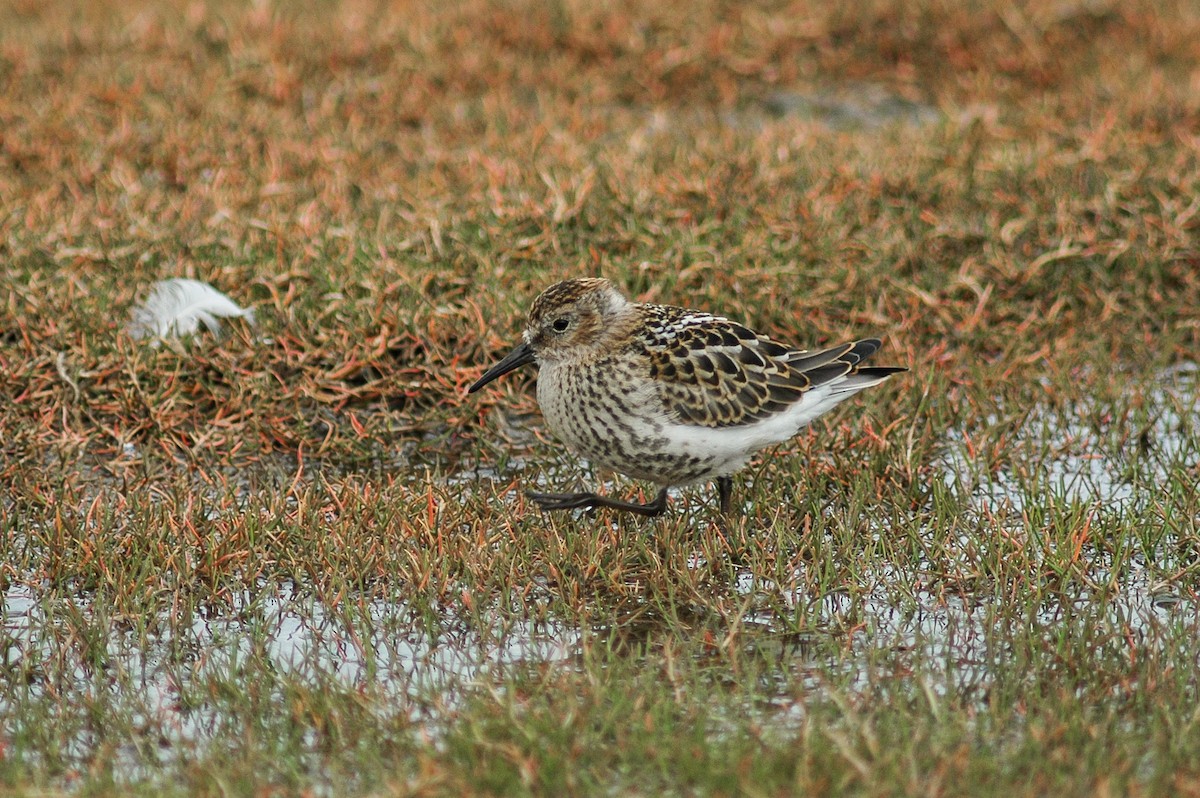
[527,487,670,517]
[716,476,733,515]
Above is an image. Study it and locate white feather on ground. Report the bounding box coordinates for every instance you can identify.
[128,278,255,340]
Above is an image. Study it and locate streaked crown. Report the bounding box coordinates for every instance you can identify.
[523,278,632,363]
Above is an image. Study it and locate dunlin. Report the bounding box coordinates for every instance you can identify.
[469,278,905,516]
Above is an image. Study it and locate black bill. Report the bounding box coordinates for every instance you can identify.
[467,341,536,393]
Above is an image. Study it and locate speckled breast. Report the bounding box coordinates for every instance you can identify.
[535,357,716,486]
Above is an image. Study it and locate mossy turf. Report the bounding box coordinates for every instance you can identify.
[2,1,1199,795]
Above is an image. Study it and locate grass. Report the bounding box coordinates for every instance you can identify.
[2,0,1200,794]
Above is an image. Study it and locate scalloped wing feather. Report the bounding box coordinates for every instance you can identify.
[638,306,887,429]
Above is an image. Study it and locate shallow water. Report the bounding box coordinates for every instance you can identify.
[941,364,1199,514]
[1,580,579,771]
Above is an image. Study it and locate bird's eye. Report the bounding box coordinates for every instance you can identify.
[551,317,570,333]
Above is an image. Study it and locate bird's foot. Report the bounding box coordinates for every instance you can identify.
[527,488,669,517]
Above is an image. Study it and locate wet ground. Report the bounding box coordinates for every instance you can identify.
[3,366,1197,769]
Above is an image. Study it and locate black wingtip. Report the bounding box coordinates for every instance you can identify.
[857,366,908,378]
[842,338,883,366]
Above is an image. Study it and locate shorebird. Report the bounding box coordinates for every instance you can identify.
[469,278,905,516]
